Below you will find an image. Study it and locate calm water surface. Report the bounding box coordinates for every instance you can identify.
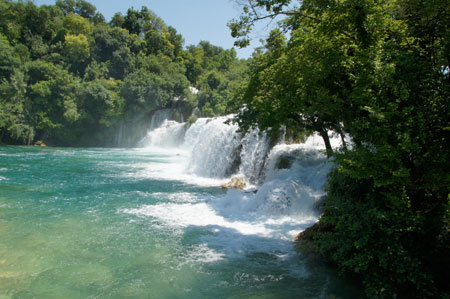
[0,146,361,298]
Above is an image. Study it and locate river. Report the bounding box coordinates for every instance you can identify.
[0,116,362,298]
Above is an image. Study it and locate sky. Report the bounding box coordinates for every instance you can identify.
[33,0,268,58]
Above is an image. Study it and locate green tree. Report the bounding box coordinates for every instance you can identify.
[121,54,189,116]
[0,69,31,144]
[77,78,123,128]
[63,13,93,35]
[110,12,125,28]
[0,33,20,79]
[56,0,101,22]
[0,0,247,147]
[26,60,80,141]
[64,33,90,73]
[230,0,450,297]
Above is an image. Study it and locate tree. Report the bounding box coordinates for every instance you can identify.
[64,33,90,73]
[63,12,93,35]
[56,0,100,22]
[0,0,247,147]
[110,12,125,28]
[0,34,20,79]
[121,54,189,116]
[78,79,123,128]
[0,68,31,144]
[230,0,450,297]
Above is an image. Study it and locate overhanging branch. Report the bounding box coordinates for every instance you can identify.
[247,9,356,41]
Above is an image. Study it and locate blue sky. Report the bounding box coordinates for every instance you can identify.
[33,0,265,58]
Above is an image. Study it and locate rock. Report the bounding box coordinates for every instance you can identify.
[224,143,242,177]
[275,154,294,169]
[294,223,320,254]
[220,177,247,190]
[244,187,258,194]
[34,140,46,147]
[294,222,333,254]
[313,195,327,213]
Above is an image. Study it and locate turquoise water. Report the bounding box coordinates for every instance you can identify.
[0,146,361,298]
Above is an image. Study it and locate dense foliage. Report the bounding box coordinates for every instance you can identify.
[230,0,450,297]
[0,0,247,146]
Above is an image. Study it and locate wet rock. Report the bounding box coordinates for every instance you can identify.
[294,222,333,254]
[220,177,247,190]
[275,154,295,169]
[294,223,320,254]
[34,140,47,146]
[224,143,243,177]
[313,195,327,213]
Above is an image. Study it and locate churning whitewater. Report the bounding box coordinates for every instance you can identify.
[124,113,340,263]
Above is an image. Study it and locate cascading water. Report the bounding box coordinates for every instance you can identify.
[140,115,272,182]
[137,114,340,218]
[238,129,271,184]
[121,115,353,298]
[139,120,187,148]
[149,109,172,130]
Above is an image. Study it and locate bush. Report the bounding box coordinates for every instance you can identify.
[313,163,449,298]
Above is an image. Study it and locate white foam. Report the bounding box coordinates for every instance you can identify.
[126,114,338,262]
[123,202,271,236]
[122,187,319,261]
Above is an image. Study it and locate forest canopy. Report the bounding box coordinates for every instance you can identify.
[0,0,248,146]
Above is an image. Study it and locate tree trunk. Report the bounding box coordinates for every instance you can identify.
[338,127,347,150]
[340,133,347,150]
[319,129,333,158]
[0,129,4,144]
[27,128,34,146]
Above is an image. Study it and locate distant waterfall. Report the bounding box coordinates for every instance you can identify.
[150,109,172,130]
[139,120,186,148]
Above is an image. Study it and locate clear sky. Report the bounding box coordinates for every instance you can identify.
[33,0,263,58]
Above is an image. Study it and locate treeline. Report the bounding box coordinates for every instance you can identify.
[0,0,247,146]
[230,0,449,298]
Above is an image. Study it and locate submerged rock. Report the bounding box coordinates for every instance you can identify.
[220,177,247,190]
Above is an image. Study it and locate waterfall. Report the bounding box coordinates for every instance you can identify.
[138,115,341,216]
[141,116,272,181]
[184,117,241,178]
[139,120,186,148]
[118,114,351,297]
[150,109,172,130]
[238,129,271,184]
